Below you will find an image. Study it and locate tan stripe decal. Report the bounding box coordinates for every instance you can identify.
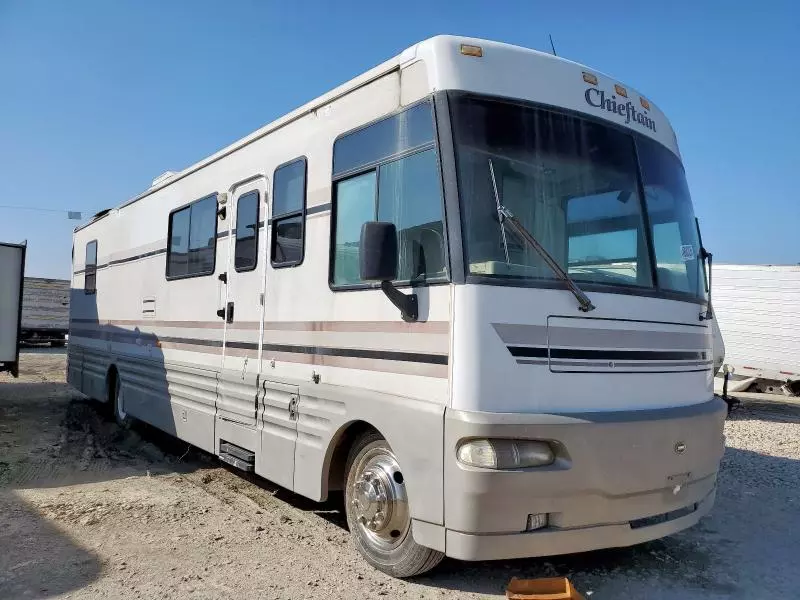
[262,320,449,334]
[71,318,224,329]
[71,319,449,334]
[259,349,447,378]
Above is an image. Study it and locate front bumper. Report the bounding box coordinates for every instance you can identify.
[436,398,726,561]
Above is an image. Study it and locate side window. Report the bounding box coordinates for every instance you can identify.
[333,172,377,285]
[167,194,218,279]
[271,158,306,267]
[234,191,259,272]
[85,241,97,294]
[651,222,692,293]
[331,101,446,288]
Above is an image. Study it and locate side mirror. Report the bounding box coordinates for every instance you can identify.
[358,221,418,322]
[360,221,398,282]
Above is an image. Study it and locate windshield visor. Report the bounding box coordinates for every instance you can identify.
[451,95,706,299]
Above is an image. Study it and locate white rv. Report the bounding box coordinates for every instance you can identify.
[68,36,727,577]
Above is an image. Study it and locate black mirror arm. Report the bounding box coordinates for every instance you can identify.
[700,248,713,321]
[380,280,418,322]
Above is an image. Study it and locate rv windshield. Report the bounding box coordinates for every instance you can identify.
[451,94,706,299]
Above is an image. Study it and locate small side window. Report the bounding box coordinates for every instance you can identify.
[271,158,307,267]
[85,241,97,294]
[234,191,259,272]
[167,194,218,279]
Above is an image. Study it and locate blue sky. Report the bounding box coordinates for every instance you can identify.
[1,0,797,278]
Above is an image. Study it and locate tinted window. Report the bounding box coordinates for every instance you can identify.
[452,95,653,288]
[271,158,306,267]
[637,135,705,297]
[377,149,446,281]
[85,241,97,294]
[273,160,305,216]
[333,101,435,177]
[167,195,217,278]
[234,191,259,272]
[333,172,377,286]
[331,148,446,286]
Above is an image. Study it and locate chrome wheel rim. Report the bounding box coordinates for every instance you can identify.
[348,447,410,551]
[115,380,127,420]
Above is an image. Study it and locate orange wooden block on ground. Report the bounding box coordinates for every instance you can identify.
[506,576,586,600]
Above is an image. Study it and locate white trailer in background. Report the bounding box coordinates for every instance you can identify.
[21,278,70,346]
[713,264,800,396]
[0,241,26,378]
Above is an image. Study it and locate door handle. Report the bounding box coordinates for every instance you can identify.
[216,301,234,323]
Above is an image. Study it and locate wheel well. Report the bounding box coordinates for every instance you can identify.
[325,420,380,497]
[105,365,119,404]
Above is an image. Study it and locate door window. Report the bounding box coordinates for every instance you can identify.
[234,191,259,272]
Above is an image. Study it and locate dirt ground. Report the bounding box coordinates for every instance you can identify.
[2,351,799,599]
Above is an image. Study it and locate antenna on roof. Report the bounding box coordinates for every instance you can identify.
[549,34,558,57]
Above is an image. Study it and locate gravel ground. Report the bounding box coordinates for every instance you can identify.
[1,351,799,599]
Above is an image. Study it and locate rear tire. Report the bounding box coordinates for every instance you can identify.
[110,372,132,429]
[344,431,444,578]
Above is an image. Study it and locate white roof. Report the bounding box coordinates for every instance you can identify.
[93,35,680,223]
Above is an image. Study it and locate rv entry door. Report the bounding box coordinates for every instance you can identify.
[218,185,264,427]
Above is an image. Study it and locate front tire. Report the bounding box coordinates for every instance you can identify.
[344,431,443,578]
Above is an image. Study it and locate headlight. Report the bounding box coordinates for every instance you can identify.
[456,439,555,469]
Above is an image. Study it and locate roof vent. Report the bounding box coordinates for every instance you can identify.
[151,171,178,187]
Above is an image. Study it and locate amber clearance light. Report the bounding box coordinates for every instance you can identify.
[460,44,483,57]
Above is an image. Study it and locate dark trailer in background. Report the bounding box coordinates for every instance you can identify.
[21,277,70,346]
[0,241,26,377]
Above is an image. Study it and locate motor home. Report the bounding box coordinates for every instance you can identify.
[67,36,726,577]
[0,241,26,378]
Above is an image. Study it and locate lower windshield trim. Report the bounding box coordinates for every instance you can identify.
[464,274,707,306]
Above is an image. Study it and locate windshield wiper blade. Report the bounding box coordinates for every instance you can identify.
[489,159,596,313]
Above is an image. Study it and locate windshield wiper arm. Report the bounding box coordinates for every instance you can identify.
[488,159,511,264]
[489,159,596,313]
